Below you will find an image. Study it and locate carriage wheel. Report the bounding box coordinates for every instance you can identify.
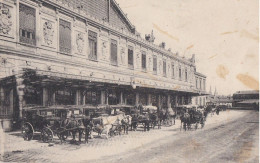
[41,127,53,143]
[21,122,34,141]
[57,128,69,141]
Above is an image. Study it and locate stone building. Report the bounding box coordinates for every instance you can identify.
[0,0,207,130]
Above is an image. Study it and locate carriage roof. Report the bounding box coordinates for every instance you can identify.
[142,105,158,111]
[23,105,84,112]
[177,105,198,109]
[110,104,134,109]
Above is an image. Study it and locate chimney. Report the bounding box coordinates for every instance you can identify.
[159,42,166,49]
[145,34,151,41]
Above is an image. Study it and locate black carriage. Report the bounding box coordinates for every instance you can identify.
[21,105,88,143]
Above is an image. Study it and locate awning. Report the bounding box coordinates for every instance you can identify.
[237,99,259,104]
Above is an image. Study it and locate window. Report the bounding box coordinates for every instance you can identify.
[179,67,182,80]
[153,56,157,74]
[128,46,134,68]
[203,79,206,90]
[185,69,188,82]
[59,19,71,54]
[55,89,75,105]
[88,31,97,60]
[19,4,36,45]
[142,52,146,71]
[200,79,202,89]
[108,90,119,105]
[171,63,175,78]
[110,39,117,65]
[163,60,166,77]
[85,91,101,105]
[196,77,198,89]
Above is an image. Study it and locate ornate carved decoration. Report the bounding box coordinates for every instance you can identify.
[0,3,12,35]
[101,40,108,60]
[136,52,140,68]
[120,47,125,65]
[43,20,54,45]
[148,57,152,70]
[76,32,84,53]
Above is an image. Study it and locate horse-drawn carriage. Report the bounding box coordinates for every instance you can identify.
[89,104,131,138]
[178,105,205,131]
[21,105,88,143]
[130,105,159,131]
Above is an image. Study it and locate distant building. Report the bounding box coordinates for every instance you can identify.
[206,87,233,107]
[233,90,259,110]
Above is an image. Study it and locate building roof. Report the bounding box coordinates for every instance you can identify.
[207,95,233,103]
[112,0,135,31]
[195,72,206,78]
[234,90,259,95]
[237,99,259,104]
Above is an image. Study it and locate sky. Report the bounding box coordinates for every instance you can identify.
[116,0,259,95]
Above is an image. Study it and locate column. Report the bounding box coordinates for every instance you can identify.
[75,90,81,105]
[82,92,86,105]
[52,91,56,105]
[42,88,48,107]
[101,91,106,105]
[147,94,152,105]
[120,92,124,104]
[0,87,4,116]
[135,92,139,105]
[167,94,171,108]
[175,95,178,106]
[158,94,161,109]
[10,89,13,114]
[15,75,25,119]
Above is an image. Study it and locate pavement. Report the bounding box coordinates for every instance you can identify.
[0,110,258,163]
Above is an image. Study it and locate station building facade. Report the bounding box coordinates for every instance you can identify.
[0,0,207,130]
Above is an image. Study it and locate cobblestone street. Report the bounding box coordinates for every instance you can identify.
[1,110,258,163]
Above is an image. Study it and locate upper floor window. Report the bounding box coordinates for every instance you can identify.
[110,39,117,65]
[200,79,202,89]
[128,46,134,69]
[179,67,182,80]
[185,69,188,82]
[171,63,175,78]
[153,56,157,74]
[19,4,36,45]
[163,60,166,77]
[142,52,146,71]
[196,77,198,89]
[59,19,71,54]
[203,79,206,90]
[88,31,97,60]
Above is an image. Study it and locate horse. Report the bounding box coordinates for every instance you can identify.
[138,113,150,132]
[60,115,85,144]
[81,116,93,143]
[180,111,190,131]
[92,117,112,139]
[149,112,160,129]
[121,115,132,134]
[131,113,139,131]
[168,108,176,125]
